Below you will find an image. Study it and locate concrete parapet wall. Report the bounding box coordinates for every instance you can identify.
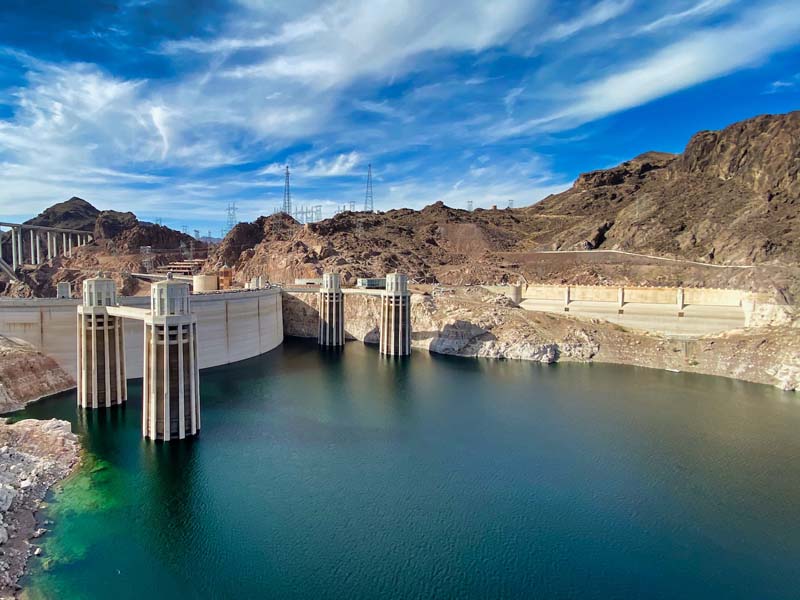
[683,288,744,307]
[522,285,564,301]
[622,287,676,304]
[0,288,283,381]
[570,286,618,302]
[522,283,752,307]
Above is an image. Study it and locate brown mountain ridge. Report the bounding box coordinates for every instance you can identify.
[208,111,799,296]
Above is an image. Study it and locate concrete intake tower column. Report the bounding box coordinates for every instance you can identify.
[143,274,200,441]
[379,273,411,356]
[319,272,344,347]
[77,276,126,408]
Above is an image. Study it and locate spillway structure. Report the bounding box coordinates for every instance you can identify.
[77,275,127,408]
[318,272,345,347]
[142,274,201,441]
[379,272,411,356]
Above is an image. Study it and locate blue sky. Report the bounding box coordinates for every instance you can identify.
[0,0,798,234]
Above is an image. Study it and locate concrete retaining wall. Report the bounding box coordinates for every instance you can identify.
[0,288,283,380]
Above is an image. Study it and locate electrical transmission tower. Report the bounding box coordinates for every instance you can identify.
[467,200,473,211]
[282,165,292,215]
[507,199,514,209]
[364,164,374,212]
[140,246,153,273]
[226,202,237,232]
[194,229,200,240]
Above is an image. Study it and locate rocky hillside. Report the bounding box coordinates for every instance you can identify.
[207,111,798,295]
[527,111,799,264]
[206,204,531,285]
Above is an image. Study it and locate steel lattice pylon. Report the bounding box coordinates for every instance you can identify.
[364,164,374,212]
[282,166,292,215]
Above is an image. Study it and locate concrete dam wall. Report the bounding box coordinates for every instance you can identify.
[0,288,284,380]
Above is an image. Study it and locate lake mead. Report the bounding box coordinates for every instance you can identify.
[12,339,800,599]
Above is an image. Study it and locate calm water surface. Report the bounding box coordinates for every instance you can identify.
[10,339,800,599]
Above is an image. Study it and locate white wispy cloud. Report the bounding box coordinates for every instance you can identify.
[216,0,539,89]
[540,0,633,42]
[0,0,797,229]
[489,0,800,137]
[636,0,735,34]
[161,15,328,54]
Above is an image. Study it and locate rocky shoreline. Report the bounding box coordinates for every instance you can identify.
[0,419,80,599]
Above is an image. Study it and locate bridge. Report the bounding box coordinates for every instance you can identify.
[0,221,93,280]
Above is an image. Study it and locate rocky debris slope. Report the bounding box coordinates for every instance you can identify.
[207,112,798,298]
[0,337,74,413]
[0,418,79,597]
[283,287,800,391]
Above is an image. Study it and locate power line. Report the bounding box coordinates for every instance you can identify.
[364,163,374,212]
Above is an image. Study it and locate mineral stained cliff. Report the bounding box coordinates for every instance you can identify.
[0,337,75,413]
[283,287,800,392]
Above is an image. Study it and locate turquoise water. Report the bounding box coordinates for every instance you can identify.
[10,339,800,599]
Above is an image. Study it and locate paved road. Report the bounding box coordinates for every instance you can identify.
[520,299,745,337]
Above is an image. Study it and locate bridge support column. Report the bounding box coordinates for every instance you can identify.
[379,272,411,356]
[142,274,200,441]
[10,228,18,271]
[68,234,73,257]
[319,273,344,347]
[29,230,34,263]
[35,234,41,264]
[77,276,126,408]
